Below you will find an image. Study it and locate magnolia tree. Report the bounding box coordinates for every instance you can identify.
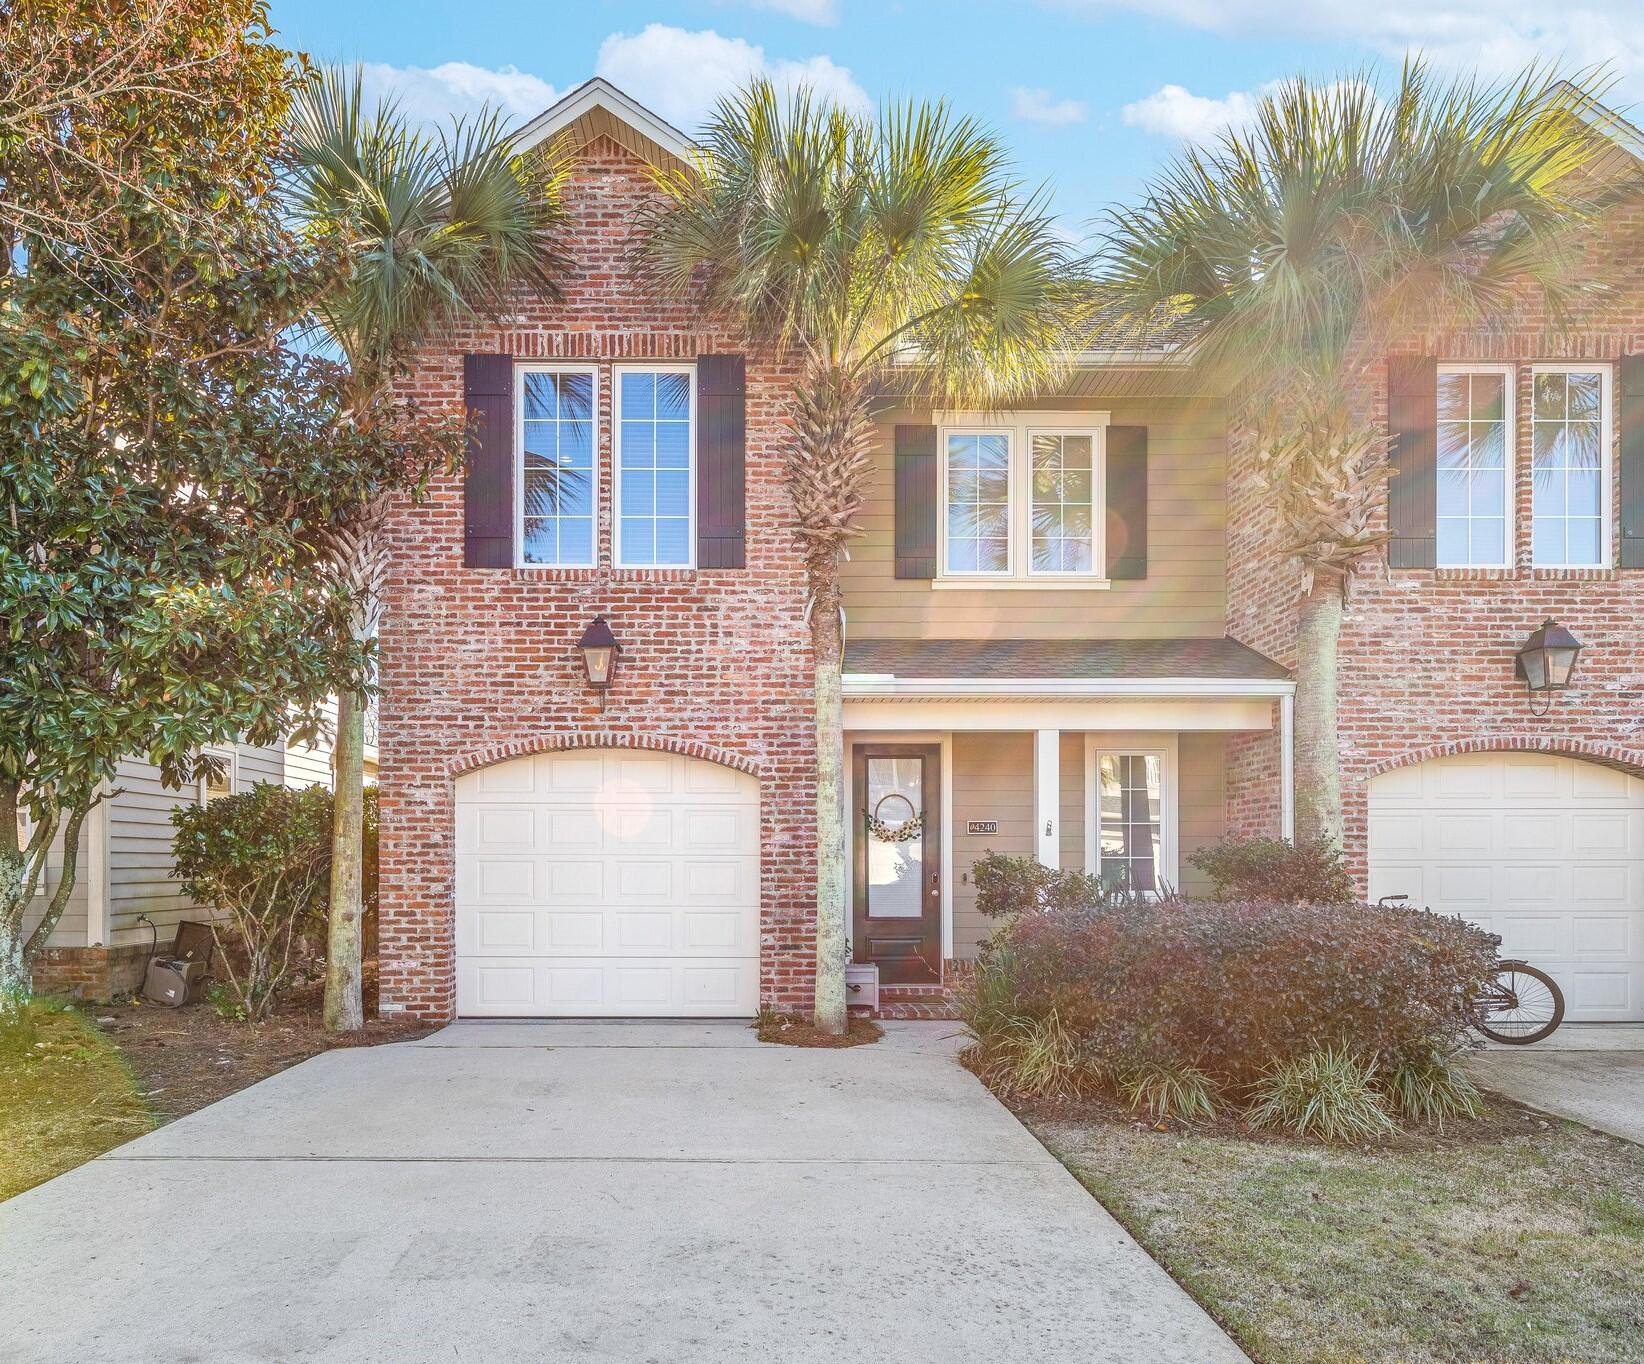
[0,0,460,1004]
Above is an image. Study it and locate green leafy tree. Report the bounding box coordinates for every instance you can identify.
[1093,64,1624,849]
[0,0,460,1005]
[283,66,570,1030]
[635,82,1089,1032]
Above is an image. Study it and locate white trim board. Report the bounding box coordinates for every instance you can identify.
[842,698,1276,732]
[513,77,696,164]
[842,674,1294,699]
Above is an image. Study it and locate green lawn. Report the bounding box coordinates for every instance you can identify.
[0,1000,153,1201]
[1025,1101,1644,1364]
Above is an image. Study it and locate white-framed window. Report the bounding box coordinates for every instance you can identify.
[1084,736,1177,896]
[615,365,695,568]
[1531,363,1611,568]
[939,412,1108,584]
[516,364,598,568]
[1436,364,1513,568]
[198,748,237,806]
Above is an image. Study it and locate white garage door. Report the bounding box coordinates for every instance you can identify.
[455,748,760,1017]
[1368,752,1644,1022]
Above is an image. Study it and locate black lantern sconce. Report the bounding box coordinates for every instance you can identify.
[578,615,621,707]
[1514,619,1583,717]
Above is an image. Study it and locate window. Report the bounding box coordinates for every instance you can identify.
[518,366,596,568]
[198,750,236,806]
[616,367,694,567]
[1436,366,1511,568]
[1086,739,1177,897]
[941,414,1106,582]
[1531,365,1610,568]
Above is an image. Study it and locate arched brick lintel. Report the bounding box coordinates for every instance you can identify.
[443,731,764,782]
[1365,735,1644,782]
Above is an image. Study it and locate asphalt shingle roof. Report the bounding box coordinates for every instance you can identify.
[842,636,1290,682]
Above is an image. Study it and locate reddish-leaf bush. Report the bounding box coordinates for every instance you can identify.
[1187,835,1353,904]
[964,875,1497,1093]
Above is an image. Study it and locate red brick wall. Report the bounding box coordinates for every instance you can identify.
[1226,201,1644,880]
[378,135,817,1020]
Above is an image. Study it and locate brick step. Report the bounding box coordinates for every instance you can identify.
[878,984,949,1002]
[869,1001,961,1022]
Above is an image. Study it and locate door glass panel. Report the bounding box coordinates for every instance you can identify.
[865,756,925,919]
[1098,753,1162,894]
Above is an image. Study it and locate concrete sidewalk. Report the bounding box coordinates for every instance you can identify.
[0,1020,1244,1363]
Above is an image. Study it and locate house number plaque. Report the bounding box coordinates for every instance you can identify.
[966,819,999,835]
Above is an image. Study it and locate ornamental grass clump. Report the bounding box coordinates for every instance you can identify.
[1246,1046,1399,1142]
[957,853,1498,1138]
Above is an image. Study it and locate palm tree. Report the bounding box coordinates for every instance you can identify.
[1093,63,1622,850]
[285,67,571,1030]
[635,82,1089,1033]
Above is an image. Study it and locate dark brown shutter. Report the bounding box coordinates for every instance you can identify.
[1105,425,1148,579]
[894,424,938,579]
[1387,355,1438,569]
[463,353,514,568]
[1620,355,1644,568]
[696,355,746,569]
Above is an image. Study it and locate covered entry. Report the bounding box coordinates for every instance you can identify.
[1368,751,1644,1022]
[455,747,760,1017]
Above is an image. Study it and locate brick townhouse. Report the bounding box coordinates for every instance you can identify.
[376,78,1644,1025]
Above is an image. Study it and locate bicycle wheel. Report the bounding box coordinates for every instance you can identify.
[1474,961,1565,1045]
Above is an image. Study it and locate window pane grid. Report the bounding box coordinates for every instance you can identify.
[944,432,1011,574]
[617,370,693,567]
[1531,369,1605,568]
[521,370,595,567]
[1098,753,1163,894]
[1435,370,1508,568]
[1030,433,1095,574]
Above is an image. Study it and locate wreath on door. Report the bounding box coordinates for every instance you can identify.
[865,793,924,844]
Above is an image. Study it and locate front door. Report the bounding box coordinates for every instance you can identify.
[852,744,942,985]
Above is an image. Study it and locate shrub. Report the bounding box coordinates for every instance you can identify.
[171,783,334,1022]
[1246,1046,1399,1142]
[972,851,1160,922]
[1188,836,1353,904]
[956,884,1498,1135]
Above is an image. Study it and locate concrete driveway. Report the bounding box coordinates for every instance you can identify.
[0,1020,1243,1364]
[1469,1023,1644,1145]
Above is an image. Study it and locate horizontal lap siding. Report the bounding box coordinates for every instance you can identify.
[21,823,89,949]
[1178,732,1225,898]
[845,395,1227,639]
[951,733,1033,959]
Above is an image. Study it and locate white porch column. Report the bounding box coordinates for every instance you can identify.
[1034,729,1060,867]
[1279,692,1296,842]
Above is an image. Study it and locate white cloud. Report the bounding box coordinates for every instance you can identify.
[1010,86,1088,127]
[741,0,839,22]
[595,24,870,131]
[1052,2,1644,95]
[1121,83,1258,141]
[358,61,558,127]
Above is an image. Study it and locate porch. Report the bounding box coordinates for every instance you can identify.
[841,637,1294,1009]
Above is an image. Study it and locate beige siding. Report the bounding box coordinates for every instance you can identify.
[843,395,1227,640]
[950,732,1034,959]
[1178,732,1226,898]
[20,820,89,950]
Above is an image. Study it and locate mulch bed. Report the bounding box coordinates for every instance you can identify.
[754,1012,883,1048]
[90,968,435,1125]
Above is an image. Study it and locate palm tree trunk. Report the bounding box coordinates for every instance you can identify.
[1293,578,1344,851]
[323,688,366,1031]
[811,563,848,1036]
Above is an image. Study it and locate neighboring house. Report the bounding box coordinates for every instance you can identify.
[27,703,376,999]
[378,78,1643,1024]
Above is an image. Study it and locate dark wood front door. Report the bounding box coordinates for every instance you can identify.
[852,744,942,985]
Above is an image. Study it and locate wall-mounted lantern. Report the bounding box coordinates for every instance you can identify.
[1514,619,1583,716]
[578,615,621,705]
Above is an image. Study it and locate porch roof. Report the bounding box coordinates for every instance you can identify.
[842,636,1290,685]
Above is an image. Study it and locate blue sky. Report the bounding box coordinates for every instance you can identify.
[264,1,1644,239]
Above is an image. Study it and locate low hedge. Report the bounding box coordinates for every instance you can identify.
[959,854,1498,1128]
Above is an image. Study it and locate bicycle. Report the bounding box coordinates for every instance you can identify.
[1376,895,1565,1045]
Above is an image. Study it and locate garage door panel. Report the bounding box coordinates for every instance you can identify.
[476,761,538,796]
[456,749,759,1017]
[1370,752,1643,1023]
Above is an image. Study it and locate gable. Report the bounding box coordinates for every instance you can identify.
[513,78,695,174]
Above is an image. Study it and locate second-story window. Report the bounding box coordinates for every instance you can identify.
[616,367,695,568]
[1531,365,1610,568]
[940,414,1106,583]
[1436,365,1511,568]
[519,366,597,568]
